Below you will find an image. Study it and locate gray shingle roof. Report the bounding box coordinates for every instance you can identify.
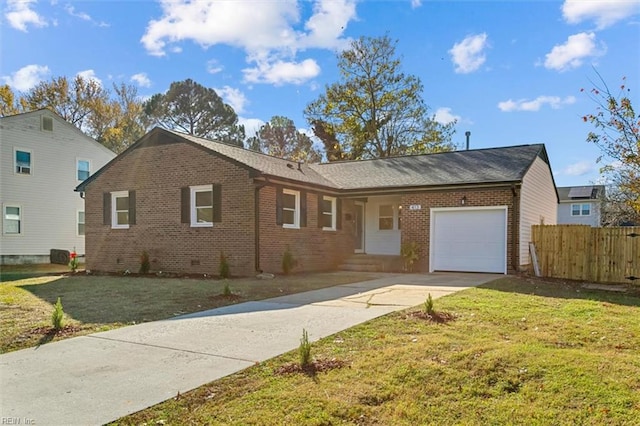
[76,127,550,193]
[557,185,605,201]
[309,144,547,190]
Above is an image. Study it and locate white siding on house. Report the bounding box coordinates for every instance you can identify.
[364,196,402,255]
[557,201,601,226]
[519,156,558,267]
[0,110,115,261]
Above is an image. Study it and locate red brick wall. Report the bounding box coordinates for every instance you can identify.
[84,140,356,276]
[85,142,256,276]
[258,186,355,274]
[400,187,519,273]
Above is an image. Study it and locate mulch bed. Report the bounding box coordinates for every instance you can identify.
[275,358,348,376]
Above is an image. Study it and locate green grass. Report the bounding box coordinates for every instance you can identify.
[0,263,75,282]
[0,271,376,354]
[113,276,640,425]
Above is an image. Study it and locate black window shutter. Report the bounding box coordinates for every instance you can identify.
[103,192,111,225]
[317,194,324,228]
[336,198,342,229]
[212,184,222,223]
[128,190,136,225]
[275,186,283,225]
[300,190,307,227]
[181,187,190,223]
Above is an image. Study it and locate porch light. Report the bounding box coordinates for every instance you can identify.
[461,196,467,206]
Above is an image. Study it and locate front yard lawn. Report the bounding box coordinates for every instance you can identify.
[114,276,640,425]
[0,272,376,354]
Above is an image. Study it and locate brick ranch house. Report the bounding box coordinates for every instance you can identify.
[75,127,558,276]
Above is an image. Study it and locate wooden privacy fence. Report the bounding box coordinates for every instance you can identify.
[531,225,640,284]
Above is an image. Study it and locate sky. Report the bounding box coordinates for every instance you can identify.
[2,0,639,187]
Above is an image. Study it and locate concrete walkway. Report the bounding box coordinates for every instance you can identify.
[0,272,499,425]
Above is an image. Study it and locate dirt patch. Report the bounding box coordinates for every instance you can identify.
[208,294,243,303]
[407,310,457,323]
[275,358,348,376]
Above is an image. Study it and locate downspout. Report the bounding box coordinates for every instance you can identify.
[511,184,519,273]
[254,182,267,273]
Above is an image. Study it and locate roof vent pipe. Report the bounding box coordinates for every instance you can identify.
[465,131,471,150]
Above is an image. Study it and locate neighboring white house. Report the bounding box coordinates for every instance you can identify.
[0,109,116,264]
[557,185,605,227]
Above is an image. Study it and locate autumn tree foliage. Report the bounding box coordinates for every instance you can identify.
[582,74,640,222]
[143,79,245,146]
[247,116,322,162]
[1,76,145,153]
[304,35,456,161]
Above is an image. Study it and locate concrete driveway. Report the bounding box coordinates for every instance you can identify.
[0,272,500,425]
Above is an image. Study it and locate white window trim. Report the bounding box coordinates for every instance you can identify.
[571,203,591,217]
[111,191,129,229]
[3,204,23,236]
[322,196,337,231]
[14,147,33,176]
[77,158,91,182]
[77,210,85,236]
[282,189,300,229]
[190,185,214,227]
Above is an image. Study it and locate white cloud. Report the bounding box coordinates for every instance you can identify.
[243,58,321,85]
[131,73,152,88]
[433,107,460,124]
[206,59,223,74]
[543,32,605,72]
[141,0,356,85]
[411,0,423,8]
[239,117,265,138]
[1,64,50,91]
[562,0,640,29]
[449,33,489,74]
[215,86,248,114]
[76,69,102,86]
[5,0,47,32]
[561,161,595,176]
[64,4,109,27]
[497,95,576,112]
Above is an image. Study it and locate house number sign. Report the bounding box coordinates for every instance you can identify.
[409,204,422,210]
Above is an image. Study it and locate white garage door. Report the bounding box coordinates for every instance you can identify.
[431,208,507,273]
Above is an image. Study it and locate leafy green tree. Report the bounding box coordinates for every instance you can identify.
[143,79,244,146]
[304,35,456,161]
[0,84,21,117]
[247,116,322,162]
[583,74,639,217]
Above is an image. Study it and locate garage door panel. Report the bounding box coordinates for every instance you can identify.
[431,209,506,273]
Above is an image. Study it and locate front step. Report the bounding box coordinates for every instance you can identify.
[339,255,403,273]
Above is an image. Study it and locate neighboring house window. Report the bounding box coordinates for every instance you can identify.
[78,211,85,236]
[282,189,300,228]
[571,203,591,216]
[3,205,22,235]
[321,196,336,230]
[77,160,90,181]
[191,185,214,227]
[112,191,130,229]
[379,205,394,230]
[15,149,32,175]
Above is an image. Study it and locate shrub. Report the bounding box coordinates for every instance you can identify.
[219,251,230,279]
[282,246,297,275]
[299,329,312,367]
[139,251,150,274]
[423,293,434,315]
[400,241,420,272]
[222,281,232,296]
[52,297,64,330]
